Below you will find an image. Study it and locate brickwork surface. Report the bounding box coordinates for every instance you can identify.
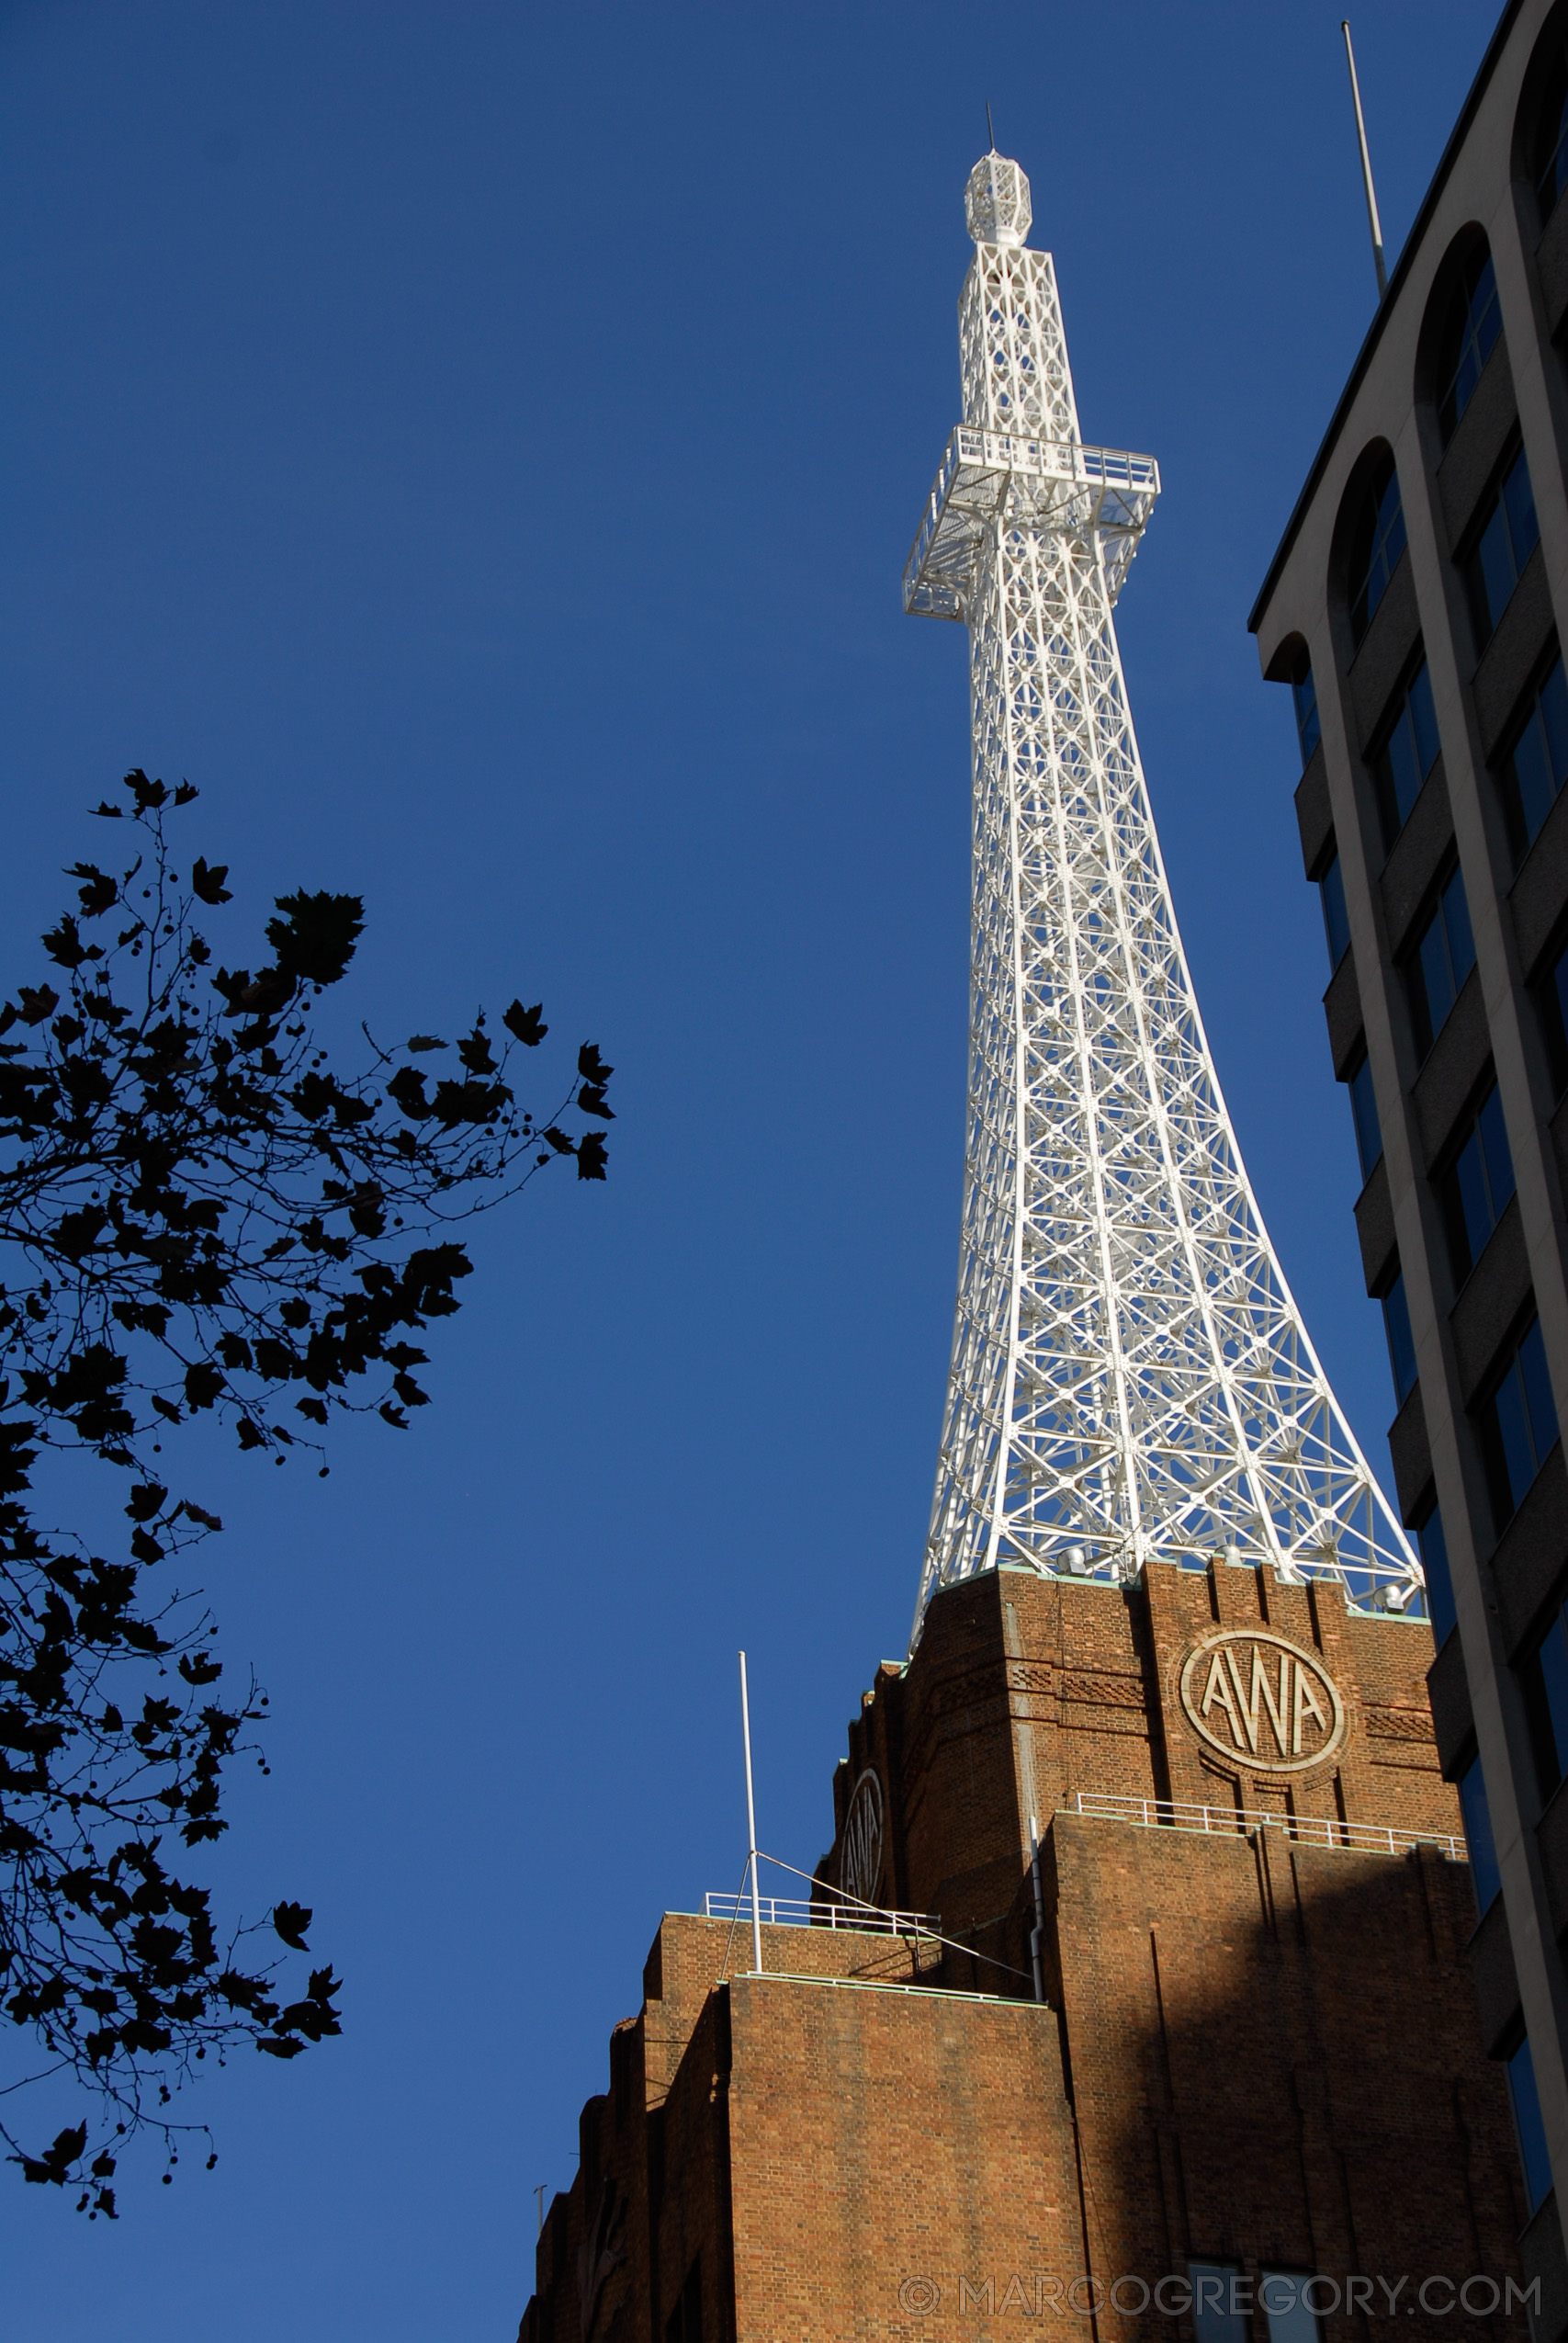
[519,1568,1526,2343]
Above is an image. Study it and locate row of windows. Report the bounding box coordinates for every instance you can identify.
[1469,441,1540,648]
[1384,1289,1554,1537]
[1318,848,1475,1069]
[1341,362,1534,662]
[1306,629,1562,1003]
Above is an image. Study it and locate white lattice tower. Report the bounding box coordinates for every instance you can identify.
[904,152,1420,1641]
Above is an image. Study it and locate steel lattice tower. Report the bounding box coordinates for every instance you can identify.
[905,153,1420,1639]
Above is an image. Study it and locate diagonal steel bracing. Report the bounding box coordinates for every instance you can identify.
[904,153,1419,1641]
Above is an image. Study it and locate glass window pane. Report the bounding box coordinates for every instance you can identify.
[1348,1053,1382,1182]
[1507,2038,1554,2215]
[1474,500,1514,640]
[1493,1360,1538,1516]
[1540,655,1568,789]
[1477,1082,1516,1217]
[1190,2265,1247,2343]
[1418,912,1455,1039]
[1408,940,1435,1060]
[1382,1272,1417,1405]
[1505,447,1540,572]
[1407,659,1440,776]
[1384,711,1421,832]
[1459,1756,1500,1912]
[1540,1613,1568,1789]
[1518,1317,1559,1469]
[1450,1128,1491,1278]
[1473,257,1502,368]
[1442,866,1475,989]
[1417,1503,1456,1645]
[1377,470,1407,583]
[1320,855,1350,973]
[1540,58,1568,218]
[1510,707,1556,855]
[1260,2273,1322,2343]
[1544,946,1568,1097]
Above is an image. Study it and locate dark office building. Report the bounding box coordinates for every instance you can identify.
[1251,2,1568,2322]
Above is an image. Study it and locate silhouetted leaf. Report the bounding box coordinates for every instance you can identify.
[265,891,363,987]
[273,1902,311,1952]
[503,999,547,1046]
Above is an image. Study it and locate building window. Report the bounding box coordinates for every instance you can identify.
[1522,1598,1568,1804]
[1499,650,1568,866]
[1319,850,1350,975]
[1259,2274,1325,2343]
[1190,2264,1247,2343]
[1506,2035,1554,2216]
[1436,248,1503,445]
[1347,1047,1382,1183]
[1534,41,1568,226]
[1458,1752,1501,1913]
[1477,1313,1559,1533]
[1467,443,1540,650]
[1290,645,1321,769]
[1416,1498,1456,1644]
[1536,932,1568,1100]
[1406,862,1476,1058]
[1348,452,1407,647]
[1438,1078,1516,1285]
[1371,656,1441,849]
[1381,1268,1417,1407]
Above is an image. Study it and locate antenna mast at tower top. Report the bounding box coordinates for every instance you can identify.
[900,151,1420,1645]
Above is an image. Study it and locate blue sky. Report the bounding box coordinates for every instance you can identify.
[1,2,1498,2335]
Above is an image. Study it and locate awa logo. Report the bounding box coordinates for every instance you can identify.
[840,1769,885,1905]
[1178,1630,1346,1773]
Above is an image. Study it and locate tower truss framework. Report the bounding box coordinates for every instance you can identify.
[906,153,1419,1640]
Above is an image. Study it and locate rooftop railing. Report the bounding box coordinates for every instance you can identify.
[701,1891,938,1936]
[1070,1788,1464,1863]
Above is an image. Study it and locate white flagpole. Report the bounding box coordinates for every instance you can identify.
[739,1650,763,1975]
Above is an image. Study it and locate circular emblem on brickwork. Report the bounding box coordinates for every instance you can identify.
[1179,1630,1346,1774]
[840,1769,885,1907]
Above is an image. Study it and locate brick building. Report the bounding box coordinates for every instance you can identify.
[518,1564,1529,2340]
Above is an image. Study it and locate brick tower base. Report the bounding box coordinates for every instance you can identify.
[520,1563,1529,2341]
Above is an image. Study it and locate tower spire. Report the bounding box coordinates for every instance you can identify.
[903,153,1419,1640]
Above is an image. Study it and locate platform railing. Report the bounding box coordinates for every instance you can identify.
[1070,1788,1465,1863]
[702,1891,938,1936]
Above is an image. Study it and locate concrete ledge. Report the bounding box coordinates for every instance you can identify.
[1427,1626,1474,1779]
[1295,742,1332,880]
[1356,1153,1397,1296]
[1511,776,1568,977]
[1452,1195,1532,1402]
[1382,756,1455,950]
[1467,1883,1522,2054]
[1536,1774,1568,1941]
[1438,335,1517,552]
[1324,948,1364,1080]
[1475,541,1556,758]
[1493,1443,1568,1654]
[1389,1381,1434,1522]
[1350,550,1422,746]
[1415,966,1492,1165]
